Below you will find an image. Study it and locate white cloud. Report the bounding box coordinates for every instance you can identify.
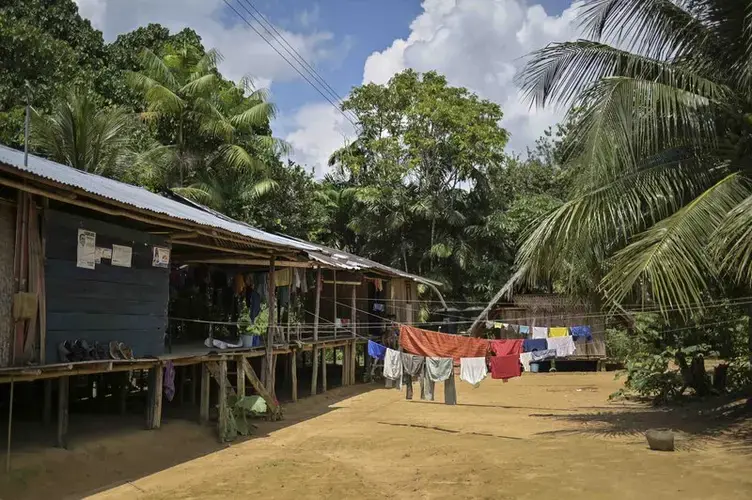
[281,103,356,178]
[73,0,347,87]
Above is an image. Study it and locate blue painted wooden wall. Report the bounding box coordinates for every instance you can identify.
[44,209,169,363]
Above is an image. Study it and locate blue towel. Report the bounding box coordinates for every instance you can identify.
[368,340,387,360]
[519,325,530,335]
[523,338,547,352]
[570,325,593,341]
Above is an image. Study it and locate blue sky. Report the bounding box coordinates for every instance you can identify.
[76,0,582,175]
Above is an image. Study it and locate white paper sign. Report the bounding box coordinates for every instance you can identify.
[152,246,170,268]
[76,229,96,269]
[111,244,133,268]
[95,247,112,264]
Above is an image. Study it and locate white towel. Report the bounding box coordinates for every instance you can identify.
[532,326,549,339]
[519,352,533,372]
[383,348,403,381]
[459,357,488,386]
[547,336,576,357]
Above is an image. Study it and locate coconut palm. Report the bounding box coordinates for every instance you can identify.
[31,90,133,176]
[513,0,752,314]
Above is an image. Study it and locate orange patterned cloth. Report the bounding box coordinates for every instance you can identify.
[399,325,489,361]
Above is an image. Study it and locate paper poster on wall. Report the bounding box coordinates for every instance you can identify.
[152,246,170,268]
[111,244,132,268]
[76,229,96,269]
[95,246,112,264]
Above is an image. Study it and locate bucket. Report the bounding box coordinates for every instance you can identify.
[530,362,540,373]
[242,335,262,348]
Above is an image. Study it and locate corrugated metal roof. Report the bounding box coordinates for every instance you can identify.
[0,144,317,252]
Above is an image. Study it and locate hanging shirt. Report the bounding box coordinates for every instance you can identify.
[368,340,387,360]
[547,336,576,357]
[519,352,533,372]
[425,357,454,382]
[532,326,549,339]
[549,327,569,338]
[523,338,547,353]
[570,325,593,341]
[490,355,521,380]
[459,357,488,386]
[519,325,530,336]
[531,349,557,362]
[383,348,403,381]
[489,339,523,356]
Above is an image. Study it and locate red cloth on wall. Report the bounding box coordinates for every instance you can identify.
[399,325,489,361]
[490,355,521,380]
[489,339,523,356]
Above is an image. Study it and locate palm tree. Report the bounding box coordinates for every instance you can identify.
[31,90,133,176]
[513,0,752,316]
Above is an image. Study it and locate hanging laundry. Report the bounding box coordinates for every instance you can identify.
[490,339,523,356]
[570,325,593,341]
[383,348,403,388]
[278,286,290,307]
[425,357,454,382]
[549,327,569,338]
[421,367,435,401]
[493,322,504,329]
[402,353,425,400]
[532,326,549,339]
[274,268,292,287]
[519,325,530,336]
[300,270,309,293]
[485,320,494,329]
[508,324,520,334]
[460,357,488,386]
[233,273,246,295]
[490,355,521,380]
[400,325,489,361]
[255,273,268,301]
[523,338,547,353]
[374,278,383,292]
[293,268,302,290]
[444,369,457,405]
[248,289,261,321]
[519,352,533,372]
[368,340,387,360]
[547,336,576,357]
[531,349,556,362]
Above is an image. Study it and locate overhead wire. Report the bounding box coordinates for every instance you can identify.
[221,0,360,130]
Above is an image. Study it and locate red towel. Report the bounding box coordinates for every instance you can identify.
[489,339,523,356]
[490,355,521,380]
[399,325,489,362]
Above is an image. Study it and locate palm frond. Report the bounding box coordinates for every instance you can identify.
[712,190,752,283]
[172,185,213,205]
[136,49,178,89]
[213,144,265,172]
[230,102,276,129]
[180,73,219,97]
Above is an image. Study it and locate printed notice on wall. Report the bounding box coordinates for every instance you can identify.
[95,247,112,264]
[76,229,96,269]
[111,244,132,268]
[152,246,170,268]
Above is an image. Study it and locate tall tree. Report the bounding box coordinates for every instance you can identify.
[515,0,752,317]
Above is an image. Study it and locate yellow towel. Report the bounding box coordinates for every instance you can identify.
[549,327,569,338]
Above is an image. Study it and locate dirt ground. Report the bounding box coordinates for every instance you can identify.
[2,372,751,499]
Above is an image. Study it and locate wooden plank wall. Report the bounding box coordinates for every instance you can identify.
[0,204,14,367]
[44,209,169,363]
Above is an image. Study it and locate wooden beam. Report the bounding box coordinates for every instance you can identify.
[169,232,199,240]
[321,347,327,393]
[182,257,313,268]
[218,360,228,441]
[350,340,357,385]
[240,358,281,419]
[291,351,298,403]
[333,270,338,339]
[170,239,271,258]
[266,257,276,394]
[205,361,236,397]
[56,376,69,449]
[146,365,163,430]
[199,362,210,424]
[310,345,319,396]
[118,372,128,415]
[236,355,245,398]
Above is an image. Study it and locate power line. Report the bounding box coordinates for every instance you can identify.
[221,0,359,130]
[235,0,356,122]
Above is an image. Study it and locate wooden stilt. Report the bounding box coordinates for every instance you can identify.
[291,351,298,402]
[190,364,198,405]
[240,358,280,418]
[310,345,319,396]
[342,345,348,386]
[118,372,129,415]
[200,362,210,424]
[333,270,338,339]
[218,360,228,441]
[236,355,246,398]
[271,354,278,401]
[350,340,357,385]
[146,364,163,430]
[43,379,52,425]
[57,376,69,449]
[265,257,276,394]
[321,347,327,392]
[6,381,14,472]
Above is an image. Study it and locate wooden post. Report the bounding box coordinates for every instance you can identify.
[342,344,348,386]
[190,364,198,405]
[311,267,321,396]
[199,362,210,424]
[271,354,278,401]
[321,346,327,392]
[118,372,129,415]
[291,351,298,403]
[350,340,357,385]
[266,257,276,394]
[218,359,228,441]
[333,270,338,339]
[6,381,14,472]
[146,364,163,430]
[43,379,52,425]
[57,376,69,449]
[236,355,246,398]
[350,286,357,386]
